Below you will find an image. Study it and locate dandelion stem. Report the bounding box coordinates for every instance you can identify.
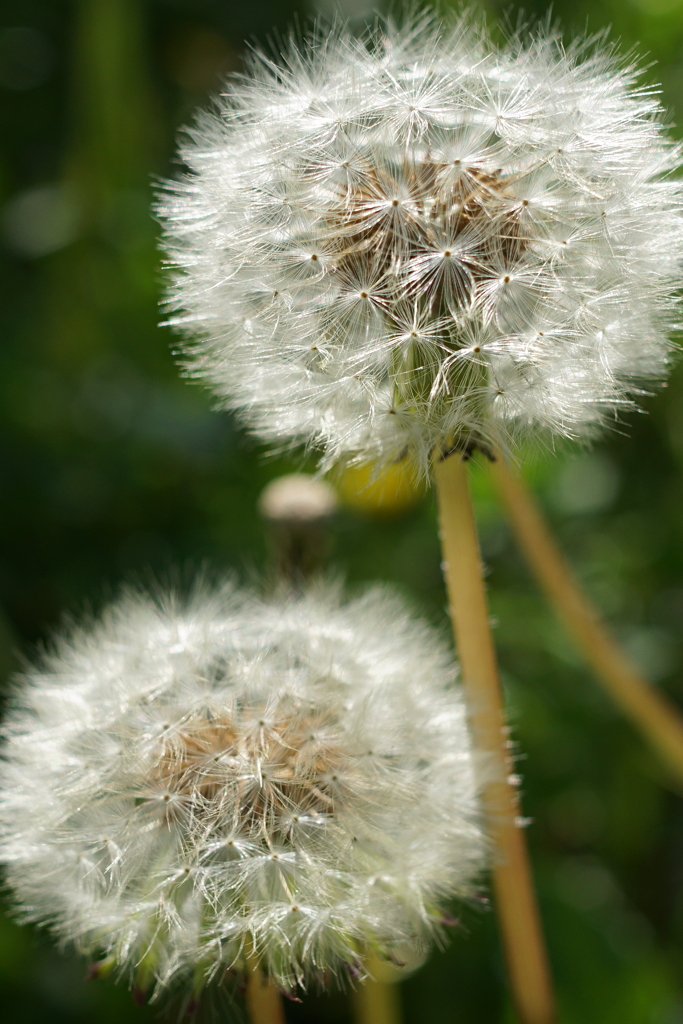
[244,961,286,1024]
[434,451,556,1024]
[491,453,683,785]
[352,954,402,1024]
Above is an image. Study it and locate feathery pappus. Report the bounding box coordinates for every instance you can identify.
[0,578,485,1002]
[158,10,683,474]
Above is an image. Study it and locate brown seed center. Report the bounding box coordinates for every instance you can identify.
[146,700,351,837]
[324,159,526,322]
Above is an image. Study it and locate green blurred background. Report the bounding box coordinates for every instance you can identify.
[3,0,683,1020]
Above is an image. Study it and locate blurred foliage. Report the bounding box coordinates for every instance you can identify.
[2,0,683,1021]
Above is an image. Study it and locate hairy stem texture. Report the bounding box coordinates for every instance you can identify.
[434,452,556,1024]
[491,453,683,786]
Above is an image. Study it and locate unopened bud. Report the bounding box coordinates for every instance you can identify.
[259,474,338,581]
[258,473,337,524]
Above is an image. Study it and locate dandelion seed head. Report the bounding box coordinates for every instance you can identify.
[0,579,484,997]
[158,11,683,473]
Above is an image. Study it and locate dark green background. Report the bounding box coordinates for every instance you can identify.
[3,0,683,1020]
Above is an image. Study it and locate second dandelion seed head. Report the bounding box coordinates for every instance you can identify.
[0,580,485,1000]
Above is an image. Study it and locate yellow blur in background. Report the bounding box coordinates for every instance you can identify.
[334,460,427,516]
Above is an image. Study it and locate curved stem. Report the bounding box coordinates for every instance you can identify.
[491,453,683,786]
[245,962,286,1024]
[434,452,556,1024]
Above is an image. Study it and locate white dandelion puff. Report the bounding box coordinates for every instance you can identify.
[158,11,683,474]
[0,578,485,1001]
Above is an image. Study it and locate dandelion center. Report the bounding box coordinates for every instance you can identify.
[325,160,525,322]
[314,157,529,430]
[146,695,353,839]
